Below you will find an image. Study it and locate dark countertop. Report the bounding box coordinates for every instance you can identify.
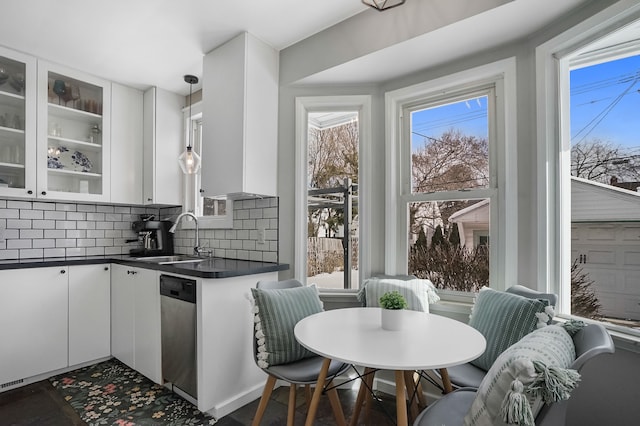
[0,255,289,279]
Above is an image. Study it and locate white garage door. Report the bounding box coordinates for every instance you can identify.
[572,223,640,321]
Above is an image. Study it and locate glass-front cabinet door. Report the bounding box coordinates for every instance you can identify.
[0,47,36,198]
[37,62,110,201]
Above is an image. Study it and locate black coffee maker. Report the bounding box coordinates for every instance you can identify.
[129,219,174,257]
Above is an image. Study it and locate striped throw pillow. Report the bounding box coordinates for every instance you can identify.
[251,285,323,367]
[464,324,578,426]
[468,287,549,371]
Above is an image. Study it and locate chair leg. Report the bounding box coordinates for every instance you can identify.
[439,368,453,394]
[287,384,297,426]
[304,384,312,408]
[252,375,277,426]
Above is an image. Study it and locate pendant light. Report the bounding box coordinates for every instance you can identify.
[361,0,406,12]
[178,74,201,174]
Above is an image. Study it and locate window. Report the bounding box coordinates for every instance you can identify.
[295,96,372,290]
[182,101,232,228]
[569,34,640,328]
[386,59,517,295]
[537,5,640,336]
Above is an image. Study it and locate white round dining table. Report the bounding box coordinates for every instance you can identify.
[294,307,486,426]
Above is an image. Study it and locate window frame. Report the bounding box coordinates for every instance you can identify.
[294,95,372,290]
[536,0,640,336]
[385,58,518,296]
[181,100,233,230]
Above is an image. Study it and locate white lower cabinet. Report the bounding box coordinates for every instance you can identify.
[68,264,111,366]
[110,264,161,383]
[0,267,68,385]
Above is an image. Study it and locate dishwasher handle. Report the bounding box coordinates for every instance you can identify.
[160,275,196,304]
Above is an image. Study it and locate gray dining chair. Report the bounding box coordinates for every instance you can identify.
[250,279,350,426]
[413,322,614,426]
[442,285,558,390]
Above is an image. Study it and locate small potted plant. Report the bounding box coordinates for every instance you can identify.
[379,291,408,330]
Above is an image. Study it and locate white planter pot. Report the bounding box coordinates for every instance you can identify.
[381,308,406,331]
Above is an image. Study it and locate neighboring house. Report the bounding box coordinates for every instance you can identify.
[449,199,490,250]
[449,177,640,321]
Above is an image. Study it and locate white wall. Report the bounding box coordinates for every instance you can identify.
[276,0,618,288]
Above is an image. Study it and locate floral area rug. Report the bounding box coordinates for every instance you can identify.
[49,358,216,425]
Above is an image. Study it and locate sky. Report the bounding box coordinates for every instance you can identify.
[570,54,640,151]
[410,54,640,153]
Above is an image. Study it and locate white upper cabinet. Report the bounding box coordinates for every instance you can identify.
[37,61,111,202]
[111,83,143,204]
[0,46,37,198]
[143,87,183,206]
[202,32,278,199]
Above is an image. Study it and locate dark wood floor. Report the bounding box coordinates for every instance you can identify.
[0,380,400,425]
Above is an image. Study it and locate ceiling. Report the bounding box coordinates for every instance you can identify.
[0,0,365,95]
[0,0,620,95]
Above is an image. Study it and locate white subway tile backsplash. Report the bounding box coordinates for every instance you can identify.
[32,220,56,229]
[44,210,66,220]
[66,230,86,239]
[20,210,43,220]
[0,249,19,259]
[77,239,96,247]
[7,200,32,209]
[8,239,31,249]
[44,229,66,238]
[20,229,43,239]
[20,249,43,258]
[66,248,86,257]
[7,219,31,229]
[33,239,55,249]
[56,239,77,248]
[87,230,105,238]
[1,197,278,262]
[87,213,105,221]
[76,221,96,230]
[66,212,86,221]
[76,204,97,212]
[86,247,105,256]
[32,202,55,211]
[43,248,65,257]
[0,209,19,218]
[55,203,77,212]
[172,196,278,263]
[56,221,77,230]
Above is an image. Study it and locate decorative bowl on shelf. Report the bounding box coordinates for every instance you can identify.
[47,146,92,172]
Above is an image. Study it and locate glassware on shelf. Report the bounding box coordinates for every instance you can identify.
[49,122,62,137]
[9,73,24,94]
[0,67,8,86]
[52,79,66,105]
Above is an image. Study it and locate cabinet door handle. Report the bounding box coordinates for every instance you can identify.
[127,270,137,275]
[41,191,47,196]
[104,266,109,271]
[60,269,66,274]
[27,190,33,195]
[147,198,153,202]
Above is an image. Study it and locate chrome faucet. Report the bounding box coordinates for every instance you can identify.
[169,212,202,256]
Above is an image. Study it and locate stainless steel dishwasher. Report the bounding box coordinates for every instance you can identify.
[160,274,197,399]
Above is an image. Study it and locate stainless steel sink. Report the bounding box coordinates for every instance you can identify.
[134,255,206,265]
